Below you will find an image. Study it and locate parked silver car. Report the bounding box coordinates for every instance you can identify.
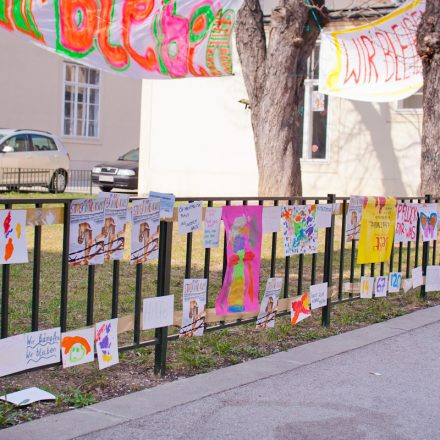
[0,129,70,192]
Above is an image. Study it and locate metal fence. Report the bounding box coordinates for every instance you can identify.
[0,168,93,194]
[0,194,437,377]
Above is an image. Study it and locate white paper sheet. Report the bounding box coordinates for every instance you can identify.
[402,278,413,293]
[203,207,222,248]
[0,387,55,406]
[388,272,402,293]
[95,319,119,370]
[360,277,374,299]
[310,282,328,310]
[142,295,175,330]
[425,265,440,292]
[61,327,95,368]
[412,266,423,288]
[178,201,203,234]
[374,276,388,298]
[24,328,61,369]
[316,204,333,229]
[0,333,25,377]
[262,206,281,233]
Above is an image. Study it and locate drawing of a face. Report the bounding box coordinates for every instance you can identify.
[69,343,86,362]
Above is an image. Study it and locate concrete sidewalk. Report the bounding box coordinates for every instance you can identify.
[2,306,440,440]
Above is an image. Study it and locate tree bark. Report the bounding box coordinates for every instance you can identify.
[417,0,440,195]
[236,0,327,197]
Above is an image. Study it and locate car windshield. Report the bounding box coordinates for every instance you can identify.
[119,149,139,161]
[0,134,7,142]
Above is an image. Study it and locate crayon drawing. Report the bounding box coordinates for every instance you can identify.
[291,293,311,326]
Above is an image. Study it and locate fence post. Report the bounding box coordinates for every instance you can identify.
[89,170,93,195]
[322,194,335,327]
[420,194,431,300]
[154,219,173,376]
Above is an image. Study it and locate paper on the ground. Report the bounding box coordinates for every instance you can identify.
[95,319,119,370]
[412,266,423,288]
[310,282,328,310]
[360,277,374,299]
[256,278,283,329]
[0,387,55,406]
[179,279,207,337]
[24,328,61,369]
[0,333,25,377]
[0,210,28,264]
[388,272,402,293]
[61,327,95,368]
[178,201,203,234]
[203,207,222,248]
[316,204,333,229]
[149,192,175,220]
[374,276,388,298]
[262,206,281,233]
[142,295,175,330]
[425,266,440,292]
[402,278,413,293]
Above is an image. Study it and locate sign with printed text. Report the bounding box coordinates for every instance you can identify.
[180,279,207,337]
[319,0,425,102]
[256,278,282,329]
[149,192,175,220]
[346,196,364,240]
[357,197,396,265]
[178,201,203,234]
[0,0,244,79]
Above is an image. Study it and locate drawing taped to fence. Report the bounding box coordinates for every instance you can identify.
[69,199,106,266]
[130,198,160,264]
[179,279,207,337]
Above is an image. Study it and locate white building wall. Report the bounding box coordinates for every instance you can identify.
[0,31,142,170]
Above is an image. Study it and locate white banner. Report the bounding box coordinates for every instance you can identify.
[0,0,243,79]
[319,0,425,102]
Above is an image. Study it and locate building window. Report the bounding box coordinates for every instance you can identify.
[63,63,100,138]
[396,88,423,112]
[301,45,329,160]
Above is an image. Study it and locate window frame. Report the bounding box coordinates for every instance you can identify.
[29,134,59,152]
[61,63,101,139]
[0,134,32,153]
[395,88,423,114]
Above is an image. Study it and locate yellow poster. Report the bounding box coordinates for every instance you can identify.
[357,197,396,265]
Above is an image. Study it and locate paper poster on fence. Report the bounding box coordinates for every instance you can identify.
[0,210,28,264]
[178,201,203,234]
[319,0,425,102]
[418,203,438,242]
[360,277,374,299]
[281,205,317,256]
[0,334,25,377]
[24,328,61,369]
[215,205,263,315]
[69,199,105,266]
[180,279,207,337]
[310,282,328,310]
[262,206,282,233]
[0,0,244,80]
[412,266,423,288]
[426,266,440,292]
[357,197,396,265]
[256,278,283,329]
[203,207,222,248]
[95,319,119,370]
[98,193,129,260]
[316,204,333,229]
[143,295,174,330]
[346,196,364,240]
[374,276,388,298]
[291,293,311,326]
[388,272,402,293]
[130,198,160,264]
[394,203,418,243]
[61,327,95,368]
[149,192,175,220]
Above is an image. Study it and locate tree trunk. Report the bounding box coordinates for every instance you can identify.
[236,0,326,197]
[417,0,440,195]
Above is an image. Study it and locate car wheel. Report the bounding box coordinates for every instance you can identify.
[49,170,68,193]
[99,186,112,192]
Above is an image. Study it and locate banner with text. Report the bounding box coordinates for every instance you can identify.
[319,0,425,102]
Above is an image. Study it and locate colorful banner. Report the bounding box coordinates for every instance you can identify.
[215,205,263,315]
[357,197,396,264]
[319,0,425,102]
[394,202,418,243]
[281,205,317,256]
[0,0,242,79]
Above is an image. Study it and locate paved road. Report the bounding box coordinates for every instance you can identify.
[80,319,440,440]
[3,307,440,440]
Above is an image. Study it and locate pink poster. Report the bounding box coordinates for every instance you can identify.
[215,206,263,315]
